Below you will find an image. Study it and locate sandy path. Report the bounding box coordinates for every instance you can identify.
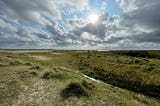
[12,81,50,106]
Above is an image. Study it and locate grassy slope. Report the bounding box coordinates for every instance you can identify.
[0,51,160,106]
[74,51,160,99]
[17,51,160,98]
[19,51,160,98]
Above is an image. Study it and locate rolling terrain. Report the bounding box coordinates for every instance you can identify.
[0,50,160,106]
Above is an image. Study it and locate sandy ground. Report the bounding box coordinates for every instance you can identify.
[30,55,51,60]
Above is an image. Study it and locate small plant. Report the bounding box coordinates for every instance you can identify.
[42,71,54,79]
[29,71,37,76]
[0,63,7,67]
[10,60,22,65]
[141,66,155,72]
[82,80,95,90]
[30,65,41,70]
[24,62,32,66]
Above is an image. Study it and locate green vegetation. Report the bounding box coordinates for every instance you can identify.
[75,51,160,99]
[60,80,94,99]
[0,50,160,106]
[42,68,74,81]
[110,50,160,59]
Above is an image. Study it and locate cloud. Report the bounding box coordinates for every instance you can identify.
[103,0,160,46]
[65,0,89,11]
[46,21,72,46]
[0,0,159,49]
[0,0,89,24]
[0,19,17,32]
[70,13,108,39]
[0,0,62,24]
[67,0,160,49]
[0,0,89,48]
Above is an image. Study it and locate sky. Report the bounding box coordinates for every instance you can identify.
[0,0,160,50]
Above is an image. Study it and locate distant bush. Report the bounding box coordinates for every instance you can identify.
[29,71,37,76]
[24,62,33,66]
[10,60,22,65]
[111,51,160,59]
[7,55,13,58]
[0,63,7,67]
[30,65,41,70]
[141,66,155,72]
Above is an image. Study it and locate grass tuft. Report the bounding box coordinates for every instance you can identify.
[42,69,71,80]
[30,65,41,70]
[10,60,22,66]
[60,80,95,100]
[42,71,54,79]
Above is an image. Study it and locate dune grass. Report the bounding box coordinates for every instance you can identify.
[0,50,160,106]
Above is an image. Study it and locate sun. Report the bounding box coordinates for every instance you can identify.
[88,14,98,24]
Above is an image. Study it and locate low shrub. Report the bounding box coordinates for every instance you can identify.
[60,80,94,99]
[30,65,41,70]
[42,71,54,79]
[29,71,37,76]
[24,62,33,66]
[42,70,70,80]
[111,51,160,59]
[62,82,88,98]
[10,60,22,66]
[81,80,95,90]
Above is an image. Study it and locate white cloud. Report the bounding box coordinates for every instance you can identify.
[0,0,89,24]
[0,0,160,49]
[0,19,17,32]
[65,0,89,11]
[0,0,62,24]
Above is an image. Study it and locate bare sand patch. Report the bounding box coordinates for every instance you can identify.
[30,55,50,60]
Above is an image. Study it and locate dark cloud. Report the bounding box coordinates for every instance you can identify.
[128,31,160,44]
[46,22,68,44]
[101,0,160,47]
[121,0,160,30]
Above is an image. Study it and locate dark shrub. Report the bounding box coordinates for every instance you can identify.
[60,82,89,99]
[30,65,41,70]
[29,71,37,76]
[60,80,95,100]
[111,51,160,59]
[42,71,54,79]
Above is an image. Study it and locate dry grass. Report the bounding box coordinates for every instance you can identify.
[0,51,160,106]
